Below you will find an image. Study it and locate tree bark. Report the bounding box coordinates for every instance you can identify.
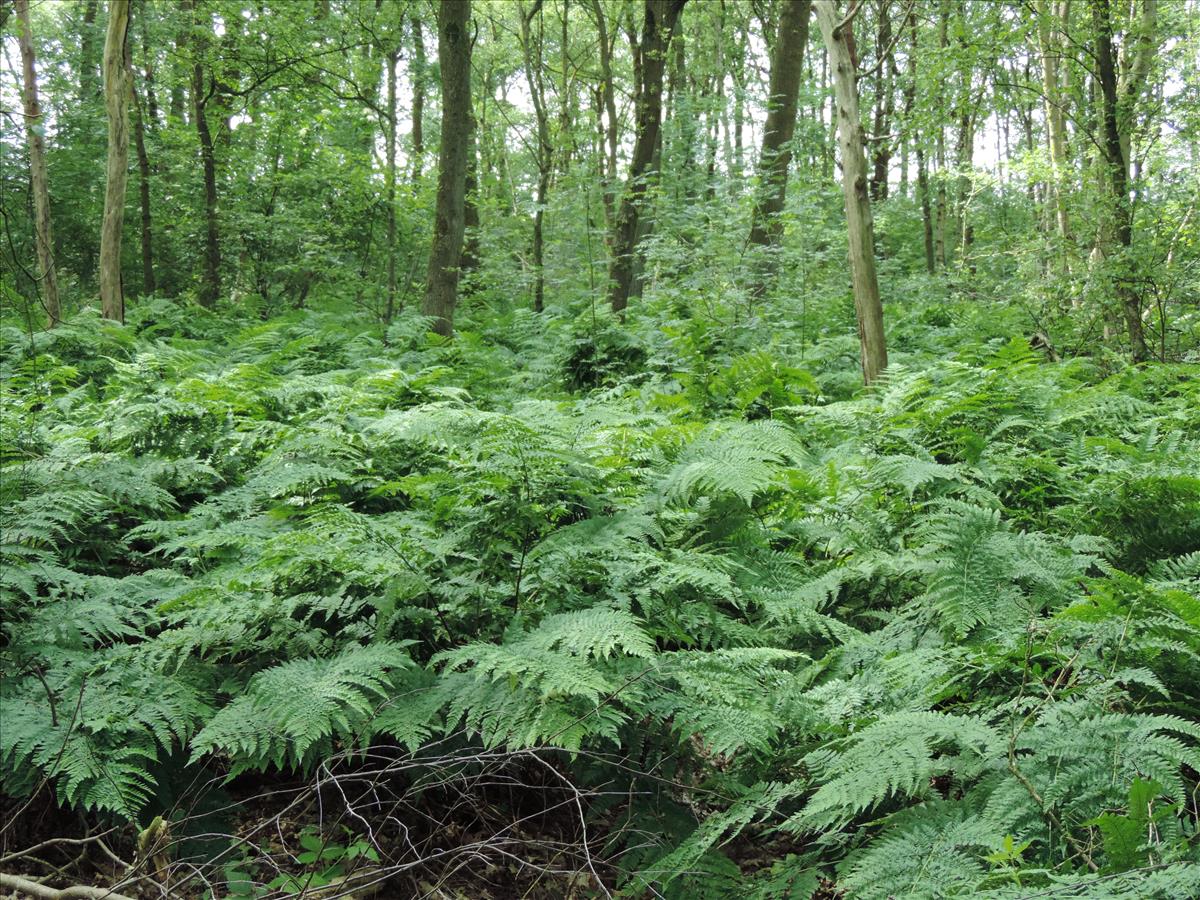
[422,0,472,336]
[1036,0,1072,251]
[747,0,812,296]
[462,115,481,276]
[906,12,934,273]
[607,0,687,316]
[15,0,61,327]
[100,0,131,323]
[816,0,888,385]
[410,13,426,182]
[933,0,948,268]
[519,0,552,313]
[132,77,155,295]
[184,0,221,307]
[139,0,159,129]
[79,0,101,101]
[1092,0,1152,362]
[385,48,399,324]
[868,0,894,201]
[589,0,619,232]
[917,147,935,273]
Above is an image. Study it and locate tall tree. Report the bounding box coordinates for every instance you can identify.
[15,0,61,327]
[385,45,400,323]
[868,0,894,201]
[816,0,888,385]
[410,13,426,182]
[185,0,221,307]
[1035,0,1073,253]
[746,0,813,297]
[79,0,101,101]
[131,6,155,295]
[933,0,948,268]
[1092,0,1158,362]
[907,11,935,273]
[589,0,619,232]
[422,0,473,336]
[100,0,131,322]
[519,0,553,313]
[607,0,688,316]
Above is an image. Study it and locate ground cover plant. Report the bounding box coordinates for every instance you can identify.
[2,1,1199,897]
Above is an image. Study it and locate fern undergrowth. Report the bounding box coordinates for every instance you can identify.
[2,301,1198,897]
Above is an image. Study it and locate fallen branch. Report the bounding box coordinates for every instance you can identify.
[0,872,137,900]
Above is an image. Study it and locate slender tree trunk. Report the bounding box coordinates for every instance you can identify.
[385,48,399,324]
[169,23,186,125]
[132,78,155,295]
[15,0,61,327]
[730,14,747,186]
[1092,0,1150,362]
[519,0,552,313]
[79,0,101,101]
[410,13,426,182]
[933,0,948,268]
[1036,0,1073,253]
[608,0,687,316]
[816,0,887,385]
[100,0,131,323]
[910,12,933,273]
[748,3,812,249]
[462,115,481,276]
[869,0,893,201]
[590,0,619,232]
[917,148,935,273]
[747,0,812,297]
[955,106,976,267]
[140,0,159,129]
[422,0,472,336]
[184,0,221,307]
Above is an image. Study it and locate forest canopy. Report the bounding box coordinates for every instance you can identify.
[1,0,1199,897]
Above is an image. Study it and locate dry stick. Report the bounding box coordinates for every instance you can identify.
[0,872,137,900]
[0,830,119,867]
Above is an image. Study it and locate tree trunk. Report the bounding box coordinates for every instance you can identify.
[100,0,131,323]
[140,0,159,129]
[462,115,481,276]
[590,0,619,232]
[955,105,976,267]
[933,0,948,269]
[906,11,933,272]
[519,0,552,313]
[185,0,221,307]
[15,0,61,327]
[385,48,399,324]
[917,147,935,273]
[422,0,472,336]
[607,0,687,316]
[816,0,887,385]
[1036,0,1072,252]
[132,77,155,295]
[79,0,101,101]
[747,0,812,296]
[1092,0,1150,362]
[869,0,893,201]
[410,13,426,182]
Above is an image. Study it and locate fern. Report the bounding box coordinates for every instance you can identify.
[788,711,1002,832]
[192,642,417,770]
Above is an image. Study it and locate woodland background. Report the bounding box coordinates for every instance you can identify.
[1,0,1199,898]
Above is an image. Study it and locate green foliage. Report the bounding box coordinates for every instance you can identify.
[2,297,1198,896]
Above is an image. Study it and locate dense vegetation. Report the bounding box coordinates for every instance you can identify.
[2,1,1199,898]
